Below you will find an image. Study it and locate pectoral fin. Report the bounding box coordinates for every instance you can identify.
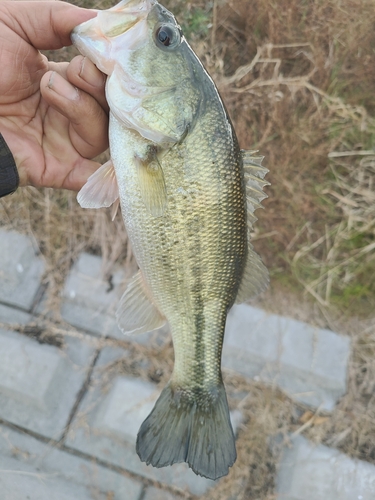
[77,160,119,209]
[111,198,120,221]
[116,270,166,335]
[135,150,167,217]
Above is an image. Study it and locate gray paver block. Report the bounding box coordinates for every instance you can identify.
[276,435,375,500]
[0,327,95,440]
[60,252,124,338]
[60,252,168,344]
[0,230,45,310]
[66,346,223,495]
[0,424,143,500]
[143,486,181,500]
[223,304,351,411]
[93,376,157,442]
[0,303,31,325]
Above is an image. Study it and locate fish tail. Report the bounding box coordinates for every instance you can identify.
[136,381,236,480]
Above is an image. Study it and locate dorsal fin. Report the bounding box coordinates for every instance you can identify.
[235,243,269,303]
[242,149,270,231]
[235,150,270,303]
[242,150,268,177]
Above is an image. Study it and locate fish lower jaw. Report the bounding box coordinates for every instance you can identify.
[71,33,114,75]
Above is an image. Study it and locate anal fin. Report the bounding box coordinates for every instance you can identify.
[116,270,166,335]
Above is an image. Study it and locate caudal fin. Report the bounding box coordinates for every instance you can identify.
[136,382,236,480]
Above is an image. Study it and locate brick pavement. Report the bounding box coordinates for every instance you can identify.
[0,229,364,499]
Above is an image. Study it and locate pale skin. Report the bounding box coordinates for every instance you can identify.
[0,0,109,191]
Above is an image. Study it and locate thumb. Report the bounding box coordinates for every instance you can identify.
[0,1,97,50]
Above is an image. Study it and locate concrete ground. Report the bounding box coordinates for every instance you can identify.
[0,228,373,499]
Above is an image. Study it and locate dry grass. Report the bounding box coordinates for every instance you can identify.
[292,152,375,310]
[2,0,375,314]
[1,0,375,498]
[205,0,375,315]
[0,184,137,313]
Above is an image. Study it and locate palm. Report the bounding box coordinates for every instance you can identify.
[0,1,108,191]
[1,83,88,189]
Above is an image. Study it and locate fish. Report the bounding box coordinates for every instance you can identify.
[71,0,269,480]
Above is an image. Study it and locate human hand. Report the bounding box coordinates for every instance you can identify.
[0,1,109,191]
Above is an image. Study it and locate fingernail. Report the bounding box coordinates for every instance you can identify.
[80,57,106,87]
[48,71,79,101]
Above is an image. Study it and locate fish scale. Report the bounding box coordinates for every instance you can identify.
[72,0,269,480]
[112,101,245,387]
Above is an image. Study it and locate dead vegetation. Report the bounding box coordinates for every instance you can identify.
[2,0,375,315]
[1,0,375,498]
[205,0,375,315]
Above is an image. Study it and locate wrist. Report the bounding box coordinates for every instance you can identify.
[0,134,19,198]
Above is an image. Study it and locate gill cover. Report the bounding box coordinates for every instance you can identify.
[71,0,201,146]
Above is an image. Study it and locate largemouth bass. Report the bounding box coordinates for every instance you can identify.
[72,0,269,480]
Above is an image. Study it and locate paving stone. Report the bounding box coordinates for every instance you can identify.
[276,435,375,500]
[0,424,143,500]
[143,486,181,500]
[0,303,31,325]
[94,376,158,443]
[59,252,123,337]
[0,230,45,311]
[66,346,222,496]
[0,327,96,440]
[60,252,167,344]
[223,304,350,411]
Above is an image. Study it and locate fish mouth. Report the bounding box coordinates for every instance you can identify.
[71,0,157,74]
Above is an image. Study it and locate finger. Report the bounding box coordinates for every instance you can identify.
[40,71,109,158]
[66,56,108,113]
[47,61,69,78]
[0,1,97,50]
[62,158,102,192]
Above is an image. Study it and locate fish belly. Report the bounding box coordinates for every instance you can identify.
[110,110,246,383]
[110,107,246,479]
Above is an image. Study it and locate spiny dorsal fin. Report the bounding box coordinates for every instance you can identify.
[77,159,119,209]
[235,150,270,303]
[242,149,270,231]
[116,270,166,334]
[241,149,269,178]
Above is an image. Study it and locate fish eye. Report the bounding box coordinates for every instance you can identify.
[157,27,172,46]
[154,24,180,50]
